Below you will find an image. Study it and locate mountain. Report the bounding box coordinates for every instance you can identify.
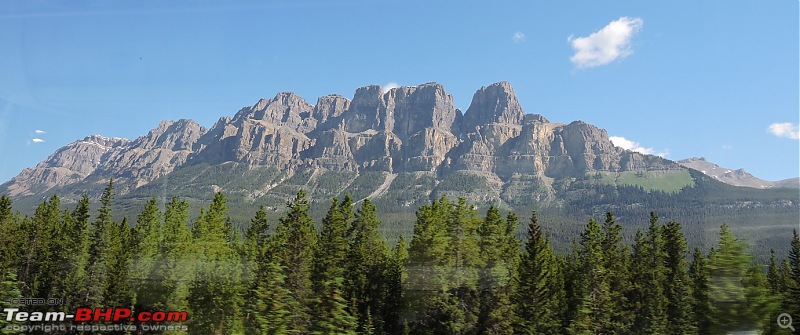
[2,81,797,259]
[677,157,799,189]
[1,81,680,206]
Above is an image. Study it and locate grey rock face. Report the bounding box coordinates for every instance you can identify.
[1,81,687,199]
[99,120,207,187]
[313,95,350,124]
[462,81,525,132]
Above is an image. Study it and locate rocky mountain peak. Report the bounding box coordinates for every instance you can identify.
[82,134,129,149]
[462,81,525,132]
[2,81,701,202]
[383,82,457,138]
[236,92,315,133]
[313,94,350,124]
[675,157,795,189]
[343,85,386,132]
[132,119,206,151]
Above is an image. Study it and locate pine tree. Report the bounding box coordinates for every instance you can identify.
[0,196,11,224]
[0,198,25,273]
[346,199,391,333]
[384,236,408,334]
[601,212,631,334]
[447,198,481,288]
[660,220,696,335]
[23,195,63,301]
[272,189,318,333]
[787,230,800,335]
[513,211,563,335]
[707,224,774,333]
[767,249,782,294]
[503,212,521,277]
[311,277,358,335]
[62,194,91,308]
[131,197,163,310]
[85,179,117,307]
[628,213,666,335]
[188,192,245,334]
[562,239,583,333]
[406,197,452,331]
[152,197,194,317]
[313,197,350,290]
[568,217,610,335]
[243,204,270,293]
[746,263,781,335]
[105,217,134,307]
[0,270,22,333]
[246,260,296,335]
[476,206,514,335]
[690,247,712,334]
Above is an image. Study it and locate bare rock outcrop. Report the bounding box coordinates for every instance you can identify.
[1,81,690,200]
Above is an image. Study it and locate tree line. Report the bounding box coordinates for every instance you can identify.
[0,180,798,334]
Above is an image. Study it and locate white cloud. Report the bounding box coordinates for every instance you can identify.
[768,122,799,140]
[32,138,45,143]
[609,136,668,158]
[568,17,643,69]
[512,31,526,44]
[721,144,733,150]
[34,129,46,134]
[382,82,400,93]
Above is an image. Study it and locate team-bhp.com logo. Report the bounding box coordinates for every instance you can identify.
[4,307,188,333]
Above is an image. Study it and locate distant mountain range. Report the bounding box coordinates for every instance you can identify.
[677,157,799,189]
[2,81,797,258]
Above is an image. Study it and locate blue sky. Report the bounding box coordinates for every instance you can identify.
[0,0,797,182]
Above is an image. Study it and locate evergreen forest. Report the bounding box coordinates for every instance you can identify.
[0,180,799,335]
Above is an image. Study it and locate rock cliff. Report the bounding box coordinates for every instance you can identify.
[1,81,686,202]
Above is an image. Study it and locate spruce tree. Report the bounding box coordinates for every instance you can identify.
[313,197,350,290]
[767,249,782,294]
[0,199,25,273]
[243,204,270,291]
[568,217,610,335]
[512,211,563,335]
[188,192,244,334]
[63,194,91,308]
[153,197,194,317]
[661,220,696,335]
[0,195,11,224]
[311,277,358,335]
[132,197,163,310]
[406,197,452,330]
[690,247,712,334]
[628,213,666,335]
[0,270,22,333]
[601,212,631,334]
[745,263,781,335]
[345,199,391,333]
[384,236,408,333]
[105,217,134,307]
[272,189,318,333]
[246,260,296,335]
[707,224,775,333]
[446,197,480,290]
[476,206,514,335]
[788,230,800,335]
[23,195,63,301]
[85,179,116,307]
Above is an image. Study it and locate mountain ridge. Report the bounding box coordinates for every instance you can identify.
[0,81,790,210]
[677,157,799,189]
